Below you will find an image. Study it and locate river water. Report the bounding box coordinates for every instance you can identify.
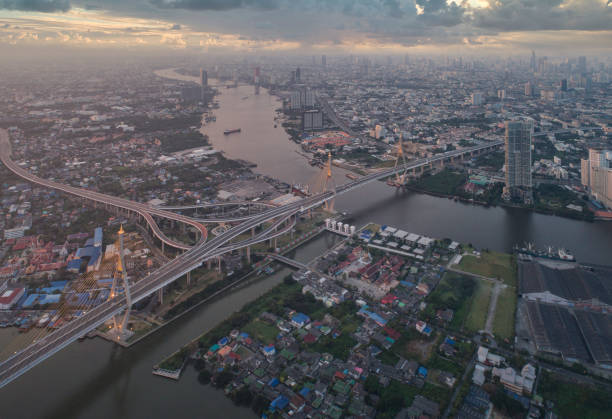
[0,69,610,419]
[155,68,612,265]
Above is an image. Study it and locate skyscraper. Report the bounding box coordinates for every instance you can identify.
[200,68,208,101]
[578,56,587,74]
[295,67,301,82]
[321,55,326,67]
[200,68,208,87]
[581,149,612,209]
[530,51,536,72]
[503,120,533,201]
[561,79,567,91]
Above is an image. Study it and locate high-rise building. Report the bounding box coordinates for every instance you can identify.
[322,55,326,67]
[200,68,208,87]
[303,110,323,130]
[578,56,587,74]
[524,81,534,96]
[295,67,301,82]
[289,88,315,110]
[471,92,483,106]
[561,79,568,91]
[302,89,315,108]
[290,91,301,110]
[530,51,536,72]
[581,149,612,209]
[503,120,533,200]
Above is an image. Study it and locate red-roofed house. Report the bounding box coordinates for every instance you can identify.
[0,288,24,309]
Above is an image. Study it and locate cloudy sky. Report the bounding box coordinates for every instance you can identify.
[0,0,611,54]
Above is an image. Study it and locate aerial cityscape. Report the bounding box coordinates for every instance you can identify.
[0,1,611,418]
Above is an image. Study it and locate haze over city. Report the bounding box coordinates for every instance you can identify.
[0,1,611,419]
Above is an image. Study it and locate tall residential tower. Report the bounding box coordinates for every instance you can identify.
[503,120,533,202]
[581,149,612,209]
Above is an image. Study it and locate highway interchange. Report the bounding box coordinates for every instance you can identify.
[0,128,502,388]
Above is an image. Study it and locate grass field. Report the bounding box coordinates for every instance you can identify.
[464,280,492,333]
[426,272,476,332]
[242,319,279,345]
[456,251,517,287]
[492,286,517,341]
[538,371,612,419]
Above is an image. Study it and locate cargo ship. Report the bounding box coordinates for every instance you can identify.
[514,242,575,262]
[223,128,241,135]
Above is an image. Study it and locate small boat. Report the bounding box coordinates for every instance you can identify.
[224,128,241,135]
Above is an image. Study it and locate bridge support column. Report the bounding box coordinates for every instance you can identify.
[251,227,255,237]
[158,288,163,304]
[207,260,212,270]
[246,246,251,263]
[217,257,222,273]
[186,271,191,286]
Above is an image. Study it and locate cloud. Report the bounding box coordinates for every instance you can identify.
[150,0,278,11]
[169,23,181,29]
[473,0,612,31]
[0,0,71,12]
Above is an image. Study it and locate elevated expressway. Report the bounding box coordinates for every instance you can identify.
[0,132,206,251]
[0,131,502,388]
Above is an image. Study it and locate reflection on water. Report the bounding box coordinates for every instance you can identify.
[0,68,608,419]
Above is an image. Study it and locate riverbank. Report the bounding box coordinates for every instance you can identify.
[159,222,497,418]
[406,168,596,222]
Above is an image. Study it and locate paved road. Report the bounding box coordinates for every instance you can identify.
[0,129,502,388]
[0,130,207,250]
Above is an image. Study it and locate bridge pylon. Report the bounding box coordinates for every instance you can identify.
[389,134,409,187]
[319,151,336,212]
[107,225,134,342]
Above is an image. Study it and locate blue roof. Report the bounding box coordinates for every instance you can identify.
[292,313,310,324]
[263,345,275,353]
[268,377,280,387]
[218,336,229,346]
[76,246,99,259]
[299,387,310,397]
[444,337,456,345]
[239,332,249,338]
[270,395,289,410]
[94,227,103,246]
[418,366,428,377]
[368,312,387,325]
[67,259,82,270]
